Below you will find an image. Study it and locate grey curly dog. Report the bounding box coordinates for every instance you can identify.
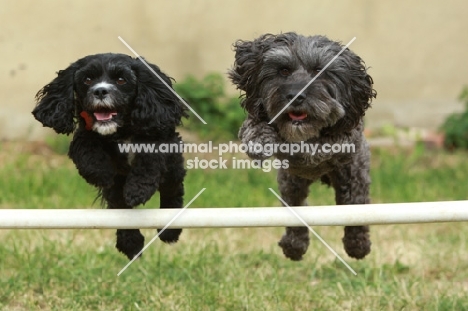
[229,33,377,261]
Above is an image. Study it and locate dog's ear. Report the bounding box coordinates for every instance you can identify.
[325,47,376,134]
[229,35,274,121]
[229,37,267,120]
[229,39,258,94]
[32,62,80,135]
[131,59,187,136]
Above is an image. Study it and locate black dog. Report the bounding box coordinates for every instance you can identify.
[33,53,187,259]
[230,33,376,261]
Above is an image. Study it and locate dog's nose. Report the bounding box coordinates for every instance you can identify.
[286,92,306,105]
[93,87,109,100]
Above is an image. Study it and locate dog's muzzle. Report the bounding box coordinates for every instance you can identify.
[81,83,120,135]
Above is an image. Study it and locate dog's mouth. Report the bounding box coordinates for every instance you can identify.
[80,107,121,135]
[288,111,308,123]
[94,110,118,121]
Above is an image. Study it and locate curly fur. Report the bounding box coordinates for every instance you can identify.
[229,33,376,261]
[33,53,187,260]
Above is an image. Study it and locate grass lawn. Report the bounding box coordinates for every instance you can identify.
[0,141,468,310]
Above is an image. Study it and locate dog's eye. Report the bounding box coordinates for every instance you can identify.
[315,68,323,73]
[279,68,291,77]
[116,78,126,85]
[84,78,93,85]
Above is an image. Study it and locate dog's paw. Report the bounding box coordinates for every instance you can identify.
[79,168,115,189]
[342,226,371,259]
[116,229,145,260]
[239,120,281,160]
[158,228,182,244]
[93,172,115,188]
[278,228,310,261]
[123,183,157,207]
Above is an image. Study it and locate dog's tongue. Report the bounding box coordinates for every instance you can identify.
[94,112,117,121]
[288,112,307,121]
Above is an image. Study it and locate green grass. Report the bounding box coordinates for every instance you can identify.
[1,142,468,310]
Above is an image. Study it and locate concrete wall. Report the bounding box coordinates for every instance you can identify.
[1,0,467,139]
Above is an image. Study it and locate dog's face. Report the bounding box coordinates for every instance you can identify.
[33,53,186,137]
[73,54,138,135]
[229,33,376,142]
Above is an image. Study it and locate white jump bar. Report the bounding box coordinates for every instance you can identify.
[0,200,467,229]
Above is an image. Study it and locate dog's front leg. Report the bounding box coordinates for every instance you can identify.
[157,152,186,244]
[123,150,164,207]
[277,168,314,261]
[328,142,372,259]
[102,174,145,260]
[68,130,115,188]
[238,115,281,160]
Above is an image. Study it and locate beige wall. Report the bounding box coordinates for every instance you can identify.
[1,0,467,139]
